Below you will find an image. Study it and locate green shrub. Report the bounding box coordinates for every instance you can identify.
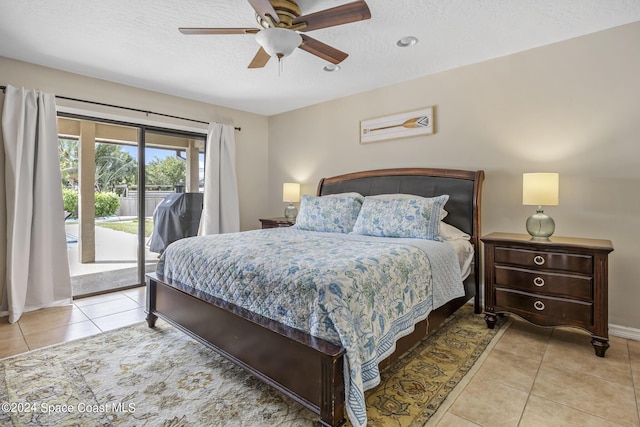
[95,192,120,217]
[61,189,120,218]
[62,188,78,217]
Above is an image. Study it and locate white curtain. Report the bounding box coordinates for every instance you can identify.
[198,122,240,235]
[1,85,72,323]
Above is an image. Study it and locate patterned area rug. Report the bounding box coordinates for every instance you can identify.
[0,304,505,426]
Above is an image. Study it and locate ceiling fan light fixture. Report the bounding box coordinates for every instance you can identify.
[256,27,302,59]
[396,36,418,47]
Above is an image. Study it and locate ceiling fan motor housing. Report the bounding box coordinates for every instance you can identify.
[257,0,301,28]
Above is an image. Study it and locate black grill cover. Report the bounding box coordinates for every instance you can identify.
[149,192,203,253]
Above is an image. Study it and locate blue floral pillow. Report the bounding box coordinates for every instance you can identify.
[370,193,448,220]
[295,194,363,233]
[351,194,449,240]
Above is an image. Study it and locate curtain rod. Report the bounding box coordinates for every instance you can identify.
[0,85,240,131]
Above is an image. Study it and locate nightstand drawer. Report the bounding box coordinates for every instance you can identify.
[259,218,296,229]
[495,289,592,326]
[495,247,592,274]
[265,223,293,228]
[495,266,593,300]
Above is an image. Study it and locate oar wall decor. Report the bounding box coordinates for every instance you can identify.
[360,107,434,144]
[362,116,429,134]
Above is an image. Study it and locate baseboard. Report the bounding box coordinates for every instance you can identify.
[609,323,640,341]
[467,299,639,341]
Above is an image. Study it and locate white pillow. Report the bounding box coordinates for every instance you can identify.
[439,222,471,241]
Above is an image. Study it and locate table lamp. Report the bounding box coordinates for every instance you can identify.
[283,183,300,220]
[522,173,559,241]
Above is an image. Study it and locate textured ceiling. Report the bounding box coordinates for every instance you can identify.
[1,0,639,116]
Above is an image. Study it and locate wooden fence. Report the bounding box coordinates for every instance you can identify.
[116,191,175,217]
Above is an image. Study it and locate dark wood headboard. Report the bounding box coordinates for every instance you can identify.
[317,168,484,238]
[317,167,485,312]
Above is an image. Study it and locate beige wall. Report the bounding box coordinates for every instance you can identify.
[2,21,638,330]
[0,57,269,231]
[267,22,640,329]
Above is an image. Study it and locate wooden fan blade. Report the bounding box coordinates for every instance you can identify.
[179,27,260,35]
[248,47,271,68]
[247,0,280,24]
[299,34,348,64]
[292,0,371,32]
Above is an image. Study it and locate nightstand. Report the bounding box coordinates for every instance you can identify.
[481,232,614,357]
[259,217,296,229]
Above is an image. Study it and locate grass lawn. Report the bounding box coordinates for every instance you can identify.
[96,219,154,237]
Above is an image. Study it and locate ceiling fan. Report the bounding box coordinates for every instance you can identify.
[179,0,371,68]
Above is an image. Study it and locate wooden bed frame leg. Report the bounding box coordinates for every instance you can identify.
[146,276,157,328]
[146,313,158,328]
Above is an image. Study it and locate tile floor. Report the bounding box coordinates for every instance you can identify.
[0,287,146,359]
[1,290,639,426]
[431,319,640,426]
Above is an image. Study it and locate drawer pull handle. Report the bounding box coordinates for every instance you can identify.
[533,255,545,266]
[533,300,545,311]
[533,277,545,287]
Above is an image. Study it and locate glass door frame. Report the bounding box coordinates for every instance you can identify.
[58,111,206,288]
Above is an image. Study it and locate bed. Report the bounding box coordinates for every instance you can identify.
[145,167,484,427]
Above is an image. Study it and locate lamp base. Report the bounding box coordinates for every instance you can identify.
[284,203,298,220]
[526,208,555,241]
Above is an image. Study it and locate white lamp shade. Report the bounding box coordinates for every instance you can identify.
[256,28,302,58]
[283,183,300,203]
[523,173,559,206]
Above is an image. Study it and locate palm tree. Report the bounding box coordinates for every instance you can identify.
[59,138,78,188]
[58,139,138,191]
[94,143,137,191]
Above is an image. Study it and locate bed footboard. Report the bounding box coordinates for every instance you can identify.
[146,273,346,427]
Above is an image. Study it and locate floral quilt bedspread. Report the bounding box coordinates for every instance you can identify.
[157,227,464,427]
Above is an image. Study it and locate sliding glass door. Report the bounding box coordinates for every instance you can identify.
[143,129,205,275]
[58,116,205,297]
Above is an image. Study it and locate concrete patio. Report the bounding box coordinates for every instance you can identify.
[65,222,159,297]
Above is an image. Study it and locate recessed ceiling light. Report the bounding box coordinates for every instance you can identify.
[323,64,341,72]
[396,36,418,47]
